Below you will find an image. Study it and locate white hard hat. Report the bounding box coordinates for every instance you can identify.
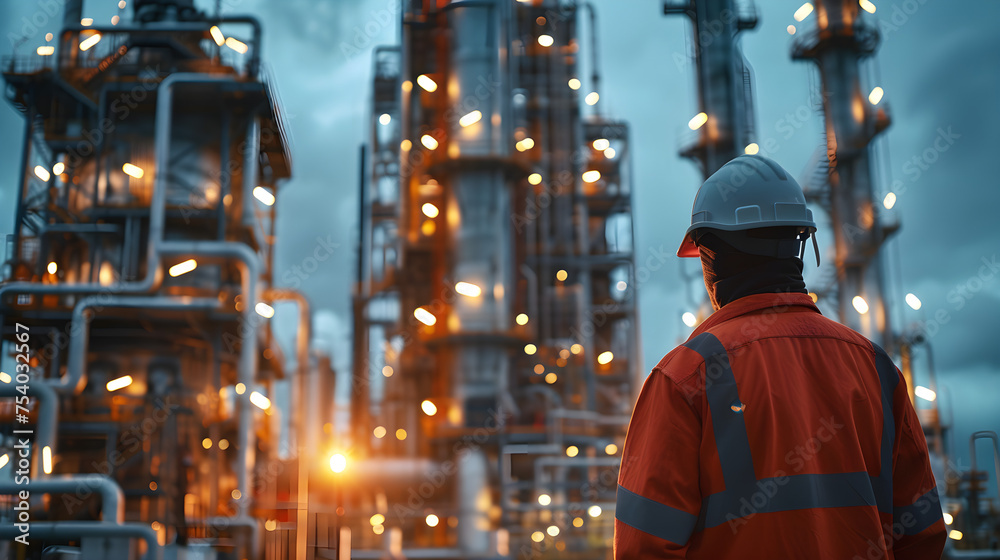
[677,154,818,261]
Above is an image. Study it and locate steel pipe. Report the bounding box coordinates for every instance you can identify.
[0,475,125,523]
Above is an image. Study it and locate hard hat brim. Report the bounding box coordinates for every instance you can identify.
[676,220,818,258]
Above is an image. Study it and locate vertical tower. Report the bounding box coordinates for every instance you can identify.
[0,2,308,558]
[664,0,759,177]
[664,0,759,323]
[791,0,895,350]
[353,0,640,557]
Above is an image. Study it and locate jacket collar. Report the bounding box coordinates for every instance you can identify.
[689,292,821,339]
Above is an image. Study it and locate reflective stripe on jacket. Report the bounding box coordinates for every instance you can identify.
[615,292,945,559]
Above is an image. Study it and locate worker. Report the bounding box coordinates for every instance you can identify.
[614,155,945,559]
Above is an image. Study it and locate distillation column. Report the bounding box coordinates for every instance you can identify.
[792,0,894,350]
[665,0,759,176]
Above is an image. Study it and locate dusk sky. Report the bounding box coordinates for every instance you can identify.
[2,0,997,487]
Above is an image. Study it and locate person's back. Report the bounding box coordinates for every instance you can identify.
[614,155,945,559]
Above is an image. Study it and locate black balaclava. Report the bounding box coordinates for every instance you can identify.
[696,231,808,310]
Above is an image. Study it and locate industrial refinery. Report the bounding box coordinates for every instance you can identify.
[0,0,997,559]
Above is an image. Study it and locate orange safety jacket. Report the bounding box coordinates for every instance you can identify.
[615,292,945,559]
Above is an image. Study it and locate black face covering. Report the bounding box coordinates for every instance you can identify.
[697,231,808,310]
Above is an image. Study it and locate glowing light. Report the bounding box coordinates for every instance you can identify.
[597,351,614,365]
[573,517,584,528]
[745,143,760,155]
[537,34,554,47]
[426,514,440,527]
[253,186,275,206]
[330,453,347,473]
[883,192,896,209]
[556,269,568,281]
[915,386,937,402]
[382,366,393,378]
[0,455,8,469]
[568,78,581,90]
[531,531,544,543]
[401,139,412,150]
[852,296,869,314]
[219,439,229,450]
[593,138,610,151]
[546,525,560,537]
[421,219,436,236]
[379,113,391,125]
[169,259,198,277]
[250,391,271,410]
[524,344,537,355]
[396,428,407,440]
[52,162,65,175]
[905,293,922,310]
[520,137,535,150]
[809,292,819,303]
[202,438,213,449]
[81,18,93,26]
[372,524,384,535]
[538,494,551,506]
[374,426,387,438]
[210,26,225,46]
[943,512,953,525]
[588,505,602,518]
[421,400,438,416]
[235,383,246,395]
[265,519,277,531]
[583,170,601,184]
[794,3,814,21]
[859,0,877,14]
[106,375,133,392]
[605,443,618,455]
[545,373,557,384]
[122,163,144,179]
[455,282,482,297]
[45,33,53,41]
[421,202,440,218]
[528,173,543,185]
[460,110,482,127]
[34,166,51,181]
[225,37,248,54]
[604,147,616,158]
[616,281,628,291]
[37,46,55,56]
[949,530,963,541]
[42,446,53,474]
[787,24,797,35]
[417,74,438,92]
[80,33,102,51]
[688,112,708,130]
[570,344,583,355]
[370,514,385,526]
[566,445,579,457]
[534,364,545,374]
[0,372,10,383]
[414,307,436,326]
[255,302,275,318]
[869,86,884,105]
[119,0,126,8]
[47,261,58,275]
[585,92,600,105]
[421,134,439,150]
[682,312,697,327]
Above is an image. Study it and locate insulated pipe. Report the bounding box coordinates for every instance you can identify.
[0,522,161,560]
[0,475,125,523]
[263,288,310,560]
[0,382,57,480]
[64,296,222,395]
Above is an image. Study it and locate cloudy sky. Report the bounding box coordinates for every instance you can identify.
[2,0,997,487]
